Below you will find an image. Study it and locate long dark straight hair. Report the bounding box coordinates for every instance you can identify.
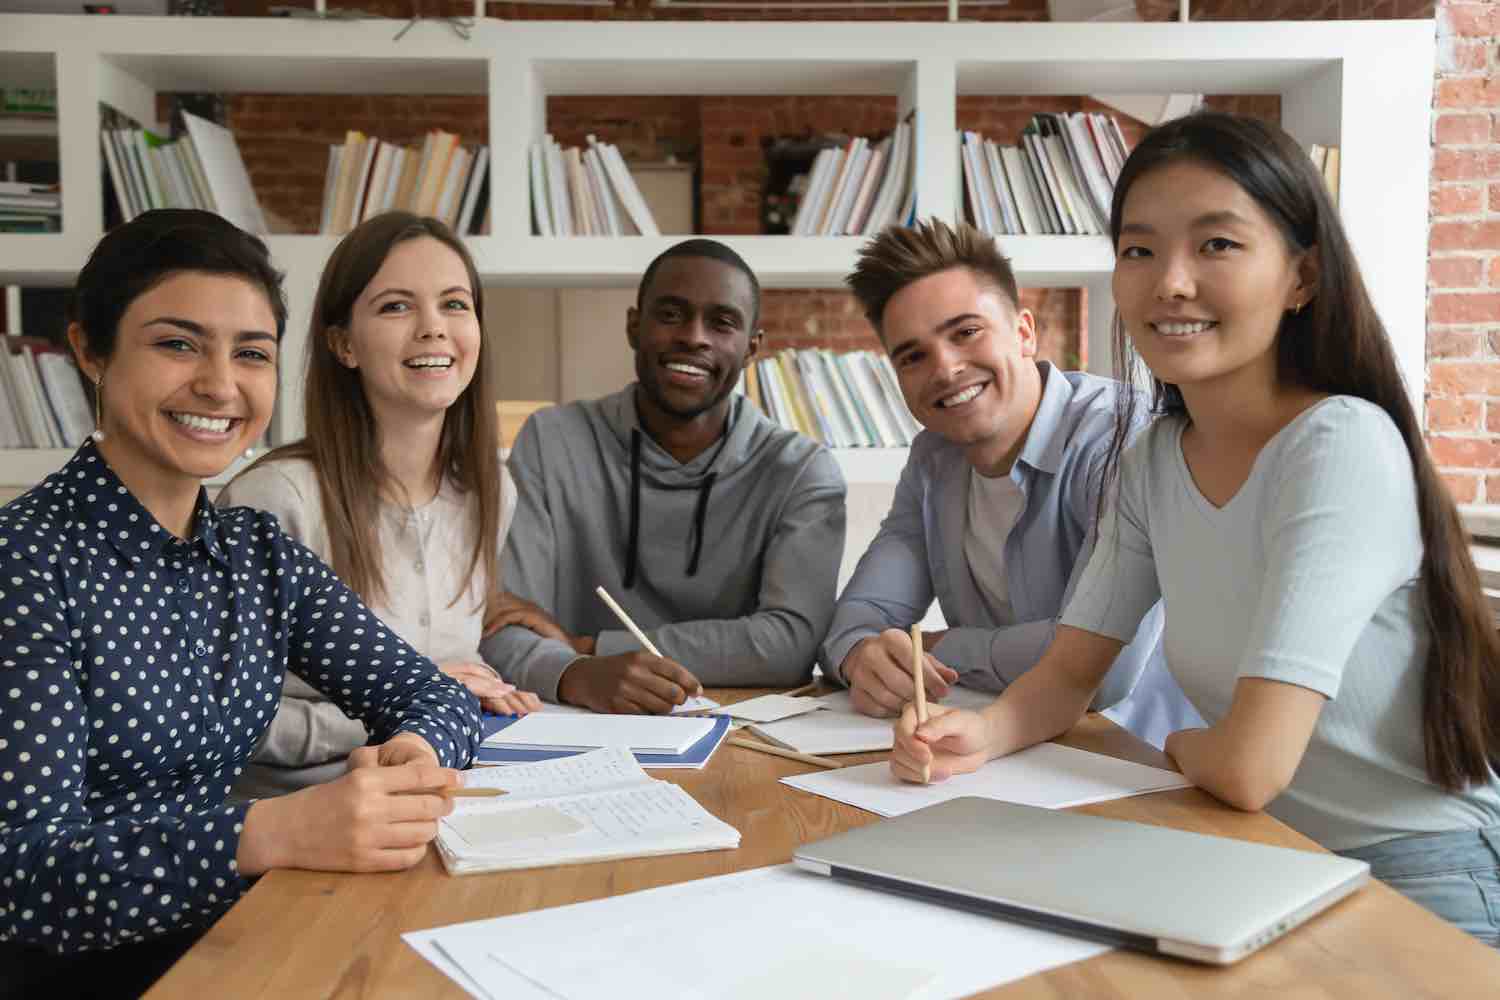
[245,212,501,611]
[1099,110,1500,791]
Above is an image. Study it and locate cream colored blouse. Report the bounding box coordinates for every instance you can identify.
[217,456,515,797]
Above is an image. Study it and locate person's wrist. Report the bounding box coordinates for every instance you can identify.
[557,657,591,707]
[237,798,285,877]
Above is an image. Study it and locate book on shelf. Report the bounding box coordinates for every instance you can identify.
[319,129,489,236]
[529,134,658,237]
[959,112,1131,237]
[100,110,268,235]
[741,347,918,449]
[0,180,60,233]
[434,747,740,876]
[0,335,94,449]
[1309,143,1340,206]
[789,120,915,237]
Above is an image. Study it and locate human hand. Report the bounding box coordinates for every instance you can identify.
[890,703,998,784]
[237,758,461,876]
[843,629,959,717]
[348,731,441,769]
[557,652,703,714]
[484,591,569,641]
[436,660,542,715]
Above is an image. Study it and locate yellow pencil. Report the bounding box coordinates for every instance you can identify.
[727,735,842,770]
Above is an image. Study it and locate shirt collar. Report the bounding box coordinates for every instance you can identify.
[69,440,231,568]
[1015,361,1074,477]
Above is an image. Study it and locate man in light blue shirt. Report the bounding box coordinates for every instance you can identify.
[823,219,1199,748]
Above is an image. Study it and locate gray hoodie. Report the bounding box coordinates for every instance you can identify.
[481,385,847,699]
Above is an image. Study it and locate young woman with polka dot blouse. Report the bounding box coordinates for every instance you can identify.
[0,210,484,996]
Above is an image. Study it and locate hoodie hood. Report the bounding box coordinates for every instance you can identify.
[598,384,767,588]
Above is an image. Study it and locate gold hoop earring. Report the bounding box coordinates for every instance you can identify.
[90,376,105,442]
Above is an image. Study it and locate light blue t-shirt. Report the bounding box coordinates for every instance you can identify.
[1063,395,1500,851]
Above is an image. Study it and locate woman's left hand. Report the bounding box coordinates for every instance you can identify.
[437,659,542,715]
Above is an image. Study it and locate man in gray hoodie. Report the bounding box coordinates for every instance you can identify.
[481,240,848,714]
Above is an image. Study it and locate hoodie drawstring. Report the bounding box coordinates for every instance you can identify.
[624,428,643,590]
[686,473,716,577]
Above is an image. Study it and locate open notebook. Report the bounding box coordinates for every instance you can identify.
[439,748,740,875]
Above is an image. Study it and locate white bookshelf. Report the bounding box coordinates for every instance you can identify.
[0,16,1436,488]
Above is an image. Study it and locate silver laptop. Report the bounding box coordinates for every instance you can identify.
[793,797,1369,965]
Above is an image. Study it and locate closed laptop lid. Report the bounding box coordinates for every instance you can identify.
[793,797,1369,962]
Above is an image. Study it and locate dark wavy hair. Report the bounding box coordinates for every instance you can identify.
[1098,110,1499,791]
[69,208,287,360]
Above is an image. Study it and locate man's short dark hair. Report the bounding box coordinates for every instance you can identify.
[637,238,761,327]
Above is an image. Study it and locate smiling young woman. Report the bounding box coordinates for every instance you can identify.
[890,112,1500,949]
[0,210,483,997]
[218,212,540,798]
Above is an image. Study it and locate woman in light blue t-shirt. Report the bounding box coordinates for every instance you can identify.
[890,111,1500,947]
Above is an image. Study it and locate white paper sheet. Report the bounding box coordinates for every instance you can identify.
[750,687,1000,755]
[483,713,714,754]
[717,693,824,723]
[781,741,1190,817]
[409,864,1106,1000]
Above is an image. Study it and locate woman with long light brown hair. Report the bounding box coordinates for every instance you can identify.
[221,212,540,796]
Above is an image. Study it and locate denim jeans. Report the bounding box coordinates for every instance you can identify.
[1339,826,1500,949]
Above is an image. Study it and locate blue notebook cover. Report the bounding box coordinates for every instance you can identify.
[477,712,731,769]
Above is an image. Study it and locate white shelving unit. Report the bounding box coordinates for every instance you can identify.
[0,16,1436,489]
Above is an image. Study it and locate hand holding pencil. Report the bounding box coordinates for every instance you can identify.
[555,587,704,715]
[890,625,995,785]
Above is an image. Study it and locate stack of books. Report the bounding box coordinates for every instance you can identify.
[790,121,916,237]
[1309,144,1340,206]
[0,336,93,448]
[321,130,489,236]
[0,181,60,233]
[101,111,268,234]
[529,134,659,237]
[958,112,1130,237]
[744,347,921,449]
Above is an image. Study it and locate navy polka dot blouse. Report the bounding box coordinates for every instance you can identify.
[0,442,482,955]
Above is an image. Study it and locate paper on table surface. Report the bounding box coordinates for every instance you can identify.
[716,693,823,723]
[781,741,1190,817]
[408,864,1106,1000]
[673,695,721,715]
[462,746,649,797]
[749,686,1002,755]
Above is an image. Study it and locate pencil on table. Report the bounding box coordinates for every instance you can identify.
[784,681,821,698]
[595,585,665,658]
[727,735,841,770]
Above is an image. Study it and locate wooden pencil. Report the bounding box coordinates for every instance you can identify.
[727,736,842,770]
[595,585,665,658]
[910,623,927,725]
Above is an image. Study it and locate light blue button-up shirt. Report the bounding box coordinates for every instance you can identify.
[821,362,1201,747]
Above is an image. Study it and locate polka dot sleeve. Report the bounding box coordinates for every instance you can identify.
[261,519,482,769]
[0,513,251,955]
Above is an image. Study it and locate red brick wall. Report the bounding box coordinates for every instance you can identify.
[1425,1,1498,503]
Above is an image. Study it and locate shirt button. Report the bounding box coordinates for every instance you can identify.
[195,639,207,657]
[415,559,425,573]
[419,613,430,628]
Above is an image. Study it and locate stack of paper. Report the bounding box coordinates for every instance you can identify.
[438,748,739,875]
[483,713,714,755]
[407,864,1106,999]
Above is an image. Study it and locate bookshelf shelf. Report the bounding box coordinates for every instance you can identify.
[0,14,1435,490]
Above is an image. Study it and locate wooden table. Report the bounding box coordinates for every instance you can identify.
[149,693,1500,999]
